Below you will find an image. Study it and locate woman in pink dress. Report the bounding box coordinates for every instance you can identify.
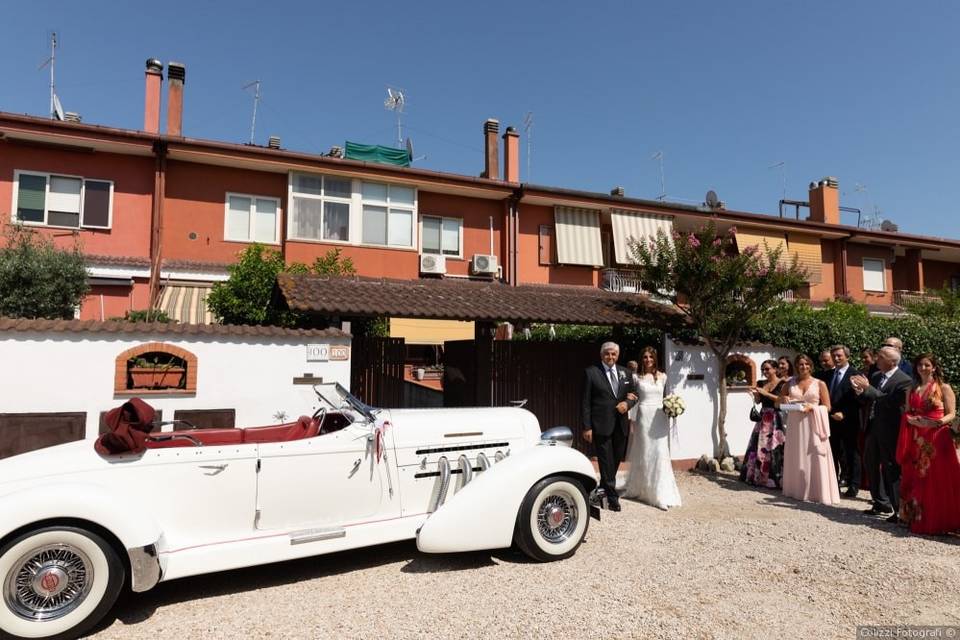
[778,353,841,505]
[896,353,960,534]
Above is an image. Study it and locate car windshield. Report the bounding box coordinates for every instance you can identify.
[314,382,378,422]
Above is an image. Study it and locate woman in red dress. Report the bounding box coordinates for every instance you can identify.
[896,353,960,534]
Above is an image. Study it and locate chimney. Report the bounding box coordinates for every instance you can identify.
[482,119,499,180]
[166,62,186,136]
[143,58,163,133]
[502,126,519,183]
[808,176,839,225]
[610,186,625,197]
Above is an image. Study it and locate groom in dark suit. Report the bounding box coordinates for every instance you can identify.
[827,345,861,497]
[851,346,913,522]
[582,341,637,511]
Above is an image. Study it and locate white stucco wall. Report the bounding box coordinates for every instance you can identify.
[663,335,796,461]
[0,330,351,439]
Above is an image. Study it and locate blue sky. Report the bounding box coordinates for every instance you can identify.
[3,1,958,238]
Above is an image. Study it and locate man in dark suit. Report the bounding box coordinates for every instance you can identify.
[851,346,913,522]
[827,345,861,497]
[816,349,835,383]
[582,341,637,511]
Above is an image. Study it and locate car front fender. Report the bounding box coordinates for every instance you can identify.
[416,444,596,554]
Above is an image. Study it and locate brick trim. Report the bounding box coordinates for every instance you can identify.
[115,343,198,394]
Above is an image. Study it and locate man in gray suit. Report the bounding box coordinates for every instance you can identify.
[850,346,913,523]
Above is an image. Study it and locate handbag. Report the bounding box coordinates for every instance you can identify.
[749,404,762,422]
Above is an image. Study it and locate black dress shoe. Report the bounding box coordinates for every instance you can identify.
[885,514,900,524]
[607,498,622,512]
[863,505,893,516]
[844,487,859,499]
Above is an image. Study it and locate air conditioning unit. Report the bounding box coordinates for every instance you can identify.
[471,254,499,275]
[419,253,446,275]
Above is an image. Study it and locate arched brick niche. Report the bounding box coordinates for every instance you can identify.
[115,342,198,395]
[724,354,756,390]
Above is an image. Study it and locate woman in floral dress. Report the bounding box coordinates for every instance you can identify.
[741,360,787,488]
[896,353,960,534]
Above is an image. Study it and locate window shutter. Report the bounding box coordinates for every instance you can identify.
[539,225,555,265]
[16,174,47,223]
[82,180,111,228]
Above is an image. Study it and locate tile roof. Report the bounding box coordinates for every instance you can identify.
[84,254,151,268]
[274,274,688,328]
[0,317,348,338]
[84,254,232,273]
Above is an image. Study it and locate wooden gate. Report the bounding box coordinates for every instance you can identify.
[350,336,405,408]
[443,339,600,451]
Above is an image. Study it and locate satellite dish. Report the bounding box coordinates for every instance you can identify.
[52,94,65,121]
[705,190,719,208]
[880,219,899,232]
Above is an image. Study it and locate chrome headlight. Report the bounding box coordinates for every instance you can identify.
[540,426,574,447]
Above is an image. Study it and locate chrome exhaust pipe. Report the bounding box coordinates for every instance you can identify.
[429,456,451,513]
[458,454,472,487]
[476,452,490,472]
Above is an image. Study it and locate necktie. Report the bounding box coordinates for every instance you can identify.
[830,369,841,394]
[608,367,618,395]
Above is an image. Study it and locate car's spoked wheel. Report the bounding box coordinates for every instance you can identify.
[514,477,589,562]
[0,527,123,640]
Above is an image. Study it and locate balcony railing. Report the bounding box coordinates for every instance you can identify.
[600,269,647,294]
[893,290,942,307]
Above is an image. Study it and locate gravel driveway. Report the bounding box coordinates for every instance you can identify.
[89,472,960,639]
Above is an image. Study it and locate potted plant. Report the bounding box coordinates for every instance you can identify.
[127,353,186,390]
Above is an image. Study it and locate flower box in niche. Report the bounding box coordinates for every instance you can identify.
[724,354,756,389]
[126,352,188,390]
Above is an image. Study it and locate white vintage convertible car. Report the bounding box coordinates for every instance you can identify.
[0,384,597,640]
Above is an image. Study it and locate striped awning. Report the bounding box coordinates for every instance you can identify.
[554,206,603,266]
[735,229,788,267]
[610,209,674,264]
[160,284,215,324]
[786,233,823,284]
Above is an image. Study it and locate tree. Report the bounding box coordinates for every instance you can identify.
[630,222,808,458]
[206,245,355,326]
[0,225,89,319]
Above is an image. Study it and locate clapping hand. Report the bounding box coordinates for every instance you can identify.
[849,374,870,394]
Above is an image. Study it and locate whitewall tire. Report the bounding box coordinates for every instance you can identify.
[0,527,124,640]
[514,476,589,562]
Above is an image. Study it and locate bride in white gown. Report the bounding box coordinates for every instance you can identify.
[624,347,682,509]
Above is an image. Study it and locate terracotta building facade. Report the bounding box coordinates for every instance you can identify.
[2,59,959,323]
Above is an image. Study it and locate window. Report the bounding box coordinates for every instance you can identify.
[422,215,462,257]
[290,173,352,242]
[862,258,886,292]
[225,193,280,243]
[13,170,113,229]
[361,181,415,248]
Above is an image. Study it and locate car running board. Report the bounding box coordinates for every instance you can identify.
[289,527,346,545]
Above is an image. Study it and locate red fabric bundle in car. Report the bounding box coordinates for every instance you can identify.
[94,398,158,455]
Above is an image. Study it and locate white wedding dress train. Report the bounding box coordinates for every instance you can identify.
[624,374,682,509]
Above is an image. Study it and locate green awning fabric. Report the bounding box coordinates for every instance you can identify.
[344,141,411,167]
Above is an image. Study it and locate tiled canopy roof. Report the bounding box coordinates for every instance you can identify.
[274,274,688,328]
[0,317,348,338]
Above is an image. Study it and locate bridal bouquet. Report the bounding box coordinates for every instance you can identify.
[662,394,685,418]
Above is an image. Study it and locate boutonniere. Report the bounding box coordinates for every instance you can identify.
[618,371,627,381]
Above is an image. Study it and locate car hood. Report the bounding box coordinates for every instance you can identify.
[385,406,541,451]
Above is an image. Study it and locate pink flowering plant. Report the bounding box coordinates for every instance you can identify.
[628,222,807,458]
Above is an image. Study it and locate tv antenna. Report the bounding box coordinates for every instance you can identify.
[38,32,58,119]
[523,111,533,181]
[242,80,261,144]
[768,161,786,201]
[384,87,405,148]
[854,182,880,229]
[651,150,666,200]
